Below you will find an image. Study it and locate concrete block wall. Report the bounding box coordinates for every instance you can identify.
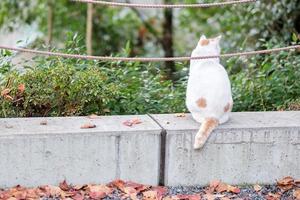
[152,112,300,186]
[0,116,162,187]
[0,112,299,187]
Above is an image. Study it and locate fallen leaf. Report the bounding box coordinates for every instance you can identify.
[175,113,186,117]
[294,189,300,200]
[72,193,85,200]
[18,84,25,93]
[220,197,230,200]
[143,190,158,200]
[12,190,27,199]
[1,88,11,96]
[122,118,142,127]
[277,176,294,191]
[254,184,262,192]
[89,191,106,199]
[266,192,281,200]
[175,194,201,200]
[88,114,99,119]
[73,185,86,191]
[209,180,220,189]
[227,185,240,194]
[80,123,96,129]
[40,120,48,125]
[126,181,149,193]
[152,186,168,200]
[295,179,300,187]
[103,108,110,113]
[216,182,228,193]
[277,176,294,185]
[59,180,70,191]
[204,194,215,200]
[4,95,13,101]
[87,185,112,199]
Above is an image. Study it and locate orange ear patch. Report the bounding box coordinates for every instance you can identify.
[224,103,232,112]
[196,97,207,108]
[199,39,209,46]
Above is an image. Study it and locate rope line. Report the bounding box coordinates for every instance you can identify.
[71,0,257,8]
[0,45,299,62]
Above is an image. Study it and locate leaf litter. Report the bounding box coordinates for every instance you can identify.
[0,177,299,200]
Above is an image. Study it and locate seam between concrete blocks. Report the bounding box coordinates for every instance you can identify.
[147,114,167,186]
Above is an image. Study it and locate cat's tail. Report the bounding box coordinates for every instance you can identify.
[194,117,219,149]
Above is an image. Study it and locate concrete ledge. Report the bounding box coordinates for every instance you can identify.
[0,116,162,187]
[152,112,300,186]
[0,112,299,187]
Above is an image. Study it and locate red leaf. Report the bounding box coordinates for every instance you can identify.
[215,182,227,193]
[152,186,168,200]
[227,185,240,194]
[59,180,70,191]
[209,180,220,189]
[123,118,142,127]
[175,194,201,200]
[294,189,300,200]
[18,84,25,93]
[143,190,158,200]
[80,123,96,129]
[73,193,85,200]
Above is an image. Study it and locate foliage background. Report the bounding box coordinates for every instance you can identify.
[0,0,299,117]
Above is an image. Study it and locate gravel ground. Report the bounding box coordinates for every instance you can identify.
[168,185,295,200]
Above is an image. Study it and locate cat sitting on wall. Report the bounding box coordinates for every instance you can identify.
[186,35,233,149]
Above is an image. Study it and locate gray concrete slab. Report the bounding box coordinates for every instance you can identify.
[0,115,162,187]
[151,112,300,186]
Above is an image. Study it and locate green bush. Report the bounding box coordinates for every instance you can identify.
[0,47,187,117]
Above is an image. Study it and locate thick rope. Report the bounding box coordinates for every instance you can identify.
[71,0,257,8]
[0,45,299,62]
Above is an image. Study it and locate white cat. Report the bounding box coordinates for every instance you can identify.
[186,35,233,149]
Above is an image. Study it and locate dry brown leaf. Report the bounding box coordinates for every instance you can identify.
[80,123,96,129]
[18,84,25,93]
[123,118,142,127]
[204,194,215,200]
[227,185,240,194]
[40,120,48,125]
[6,197,17,200]
[220,197,230,200]
[277,176,294,185]
[277,176,294,191]
[253,184,262,192]
[4,94,13,101]
[1,88,11,96]
[88,114,99,119]
[143,190,158,200]
[216,182,228,193]
[175,194,201,200]
[295,179,300,187]
[209,180,220,190]
[88,185,112,199]
[175,113,186,117]
[152,186,168,200]
[103,108,110,113]
[294,189,300,200]
[266,192,281,200]
[72,193,85,200]
[59,180,70,191]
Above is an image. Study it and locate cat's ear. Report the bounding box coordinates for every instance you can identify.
[200,35,207,40]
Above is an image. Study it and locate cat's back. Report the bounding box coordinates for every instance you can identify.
[188,60,230,88]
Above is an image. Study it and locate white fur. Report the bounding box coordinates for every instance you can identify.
[186,35,233,148]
